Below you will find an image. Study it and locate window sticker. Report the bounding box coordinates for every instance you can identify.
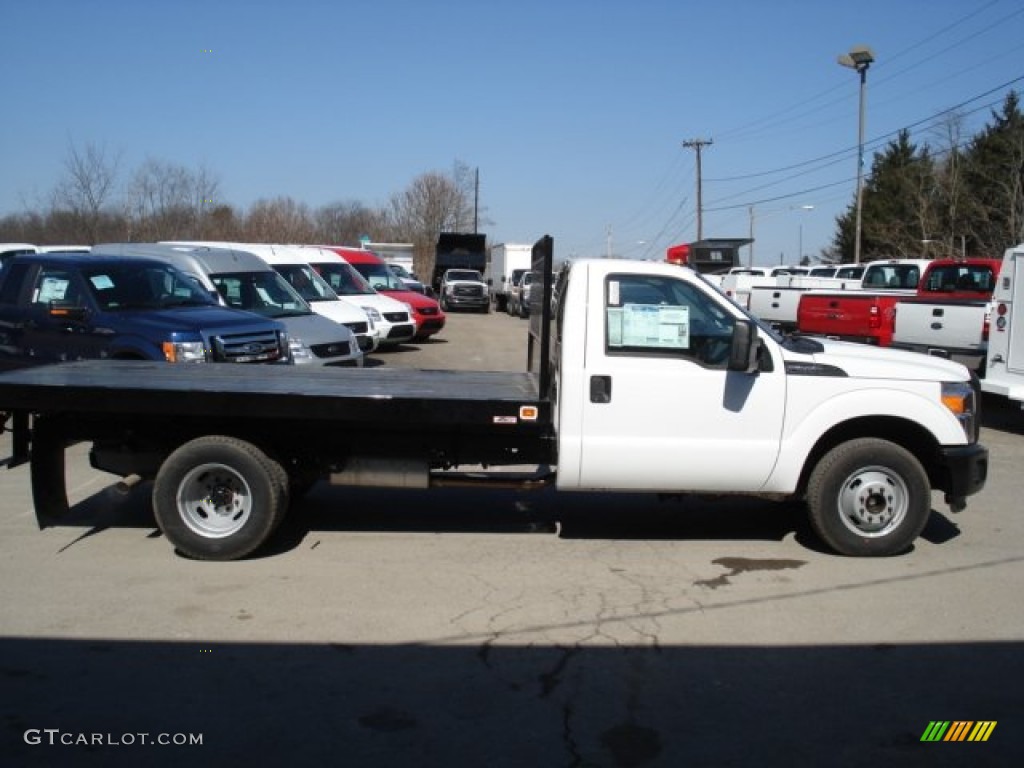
[616,304,689,349]
[90,275,115,290]
[37,277,70,303]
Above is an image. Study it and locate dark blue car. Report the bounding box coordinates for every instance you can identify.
[0,252,290,371]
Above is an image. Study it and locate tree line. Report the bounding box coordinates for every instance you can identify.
[5,93,1023,267]
[0,151,482,278]
[830,92,1024,261]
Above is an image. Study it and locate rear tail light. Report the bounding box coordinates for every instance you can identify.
[869,304,880,329]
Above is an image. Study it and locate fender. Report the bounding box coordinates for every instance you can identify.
[762,383,967,493]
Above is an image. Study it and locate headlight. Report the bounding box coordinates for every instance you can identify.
[163,341,208,363]
[941,381,978,442]
[361,306,382,322]
[288,337,314,363]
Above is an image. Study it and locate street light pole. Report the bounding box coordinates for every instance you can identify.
[838,45,875,265]
[748,204,814,267]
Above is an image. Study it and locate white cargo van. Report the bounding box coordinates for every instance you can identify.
[163,242,379,353]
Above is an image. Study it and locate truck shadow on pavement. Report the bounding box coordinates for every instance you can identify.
[49,481,962,560]
[2,635,1020,767]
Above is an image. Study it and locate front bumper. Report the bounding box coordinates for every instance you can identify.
[937,442,988,507]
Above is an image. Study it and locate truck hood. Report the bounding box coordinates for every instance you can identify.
[445,280,487,288]
[782,335,970,382]
[102,306,279,335]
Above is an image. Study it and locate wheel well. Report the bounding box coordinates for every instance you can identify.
[796,416,942,496]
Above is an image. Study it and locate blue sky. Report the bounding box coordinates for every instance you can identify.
[3,0,1023,265]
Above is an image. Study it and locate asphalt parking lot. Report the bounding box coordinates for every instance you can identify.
[1,308,1022,767]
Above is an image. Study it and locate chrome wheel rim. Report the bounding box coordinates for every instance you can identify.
[836,465,909,538]
[176,462,252,538]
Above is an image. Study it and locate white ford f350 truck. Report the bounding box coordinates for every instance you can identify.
[0,237,987,560]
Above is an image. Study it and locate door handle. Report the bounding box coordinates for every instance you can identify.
[590,375,612,404]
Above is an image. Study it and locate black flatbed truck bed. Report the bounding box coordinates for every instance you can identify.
[0,360,548,426]
[0,237,557,560]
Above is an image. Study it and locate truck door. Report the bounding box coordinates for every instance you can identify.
[573,270,785,492]
[20,266,107,364]
[1009,250,1024,375]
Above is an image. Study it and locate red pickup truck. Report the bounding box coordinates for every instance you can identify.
[796,259,931,346]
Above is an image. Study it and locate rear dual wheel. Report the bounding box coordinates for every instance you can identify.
[153,436,289,561]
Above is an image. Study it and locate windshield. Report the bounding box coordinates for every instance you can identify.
[83,263,217,311]
[352,262,406,291]
[311,261,375,296]
[861,263,921,289]
[388,263,413,279]
[921,264,996,293]
[447,270,482,281]
[696,272,786,345]
[210,271,311,318]
[273,264,341,303]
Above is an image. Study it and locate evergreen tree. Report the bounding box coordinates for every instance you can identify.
[962,92,1024,255]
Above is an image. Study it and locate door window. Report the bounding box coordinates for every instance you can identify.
[605,273,735,367]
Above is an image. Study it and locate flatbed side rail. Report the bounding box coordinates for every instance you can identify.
[527,235,554,399]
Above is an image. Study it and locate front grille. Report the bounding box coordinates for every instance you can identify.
[311,341,352,359]
[383,312,410,322]
[387,324,416,339]
[418,319,443,332]
[212,330,284,363]
[453,285,484,297]
[344,321,369,335]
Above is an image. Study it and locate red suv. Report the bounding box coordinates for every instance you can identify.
[330,247,446,341]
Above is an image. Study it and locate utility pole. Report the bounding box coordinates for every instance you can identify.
[683,138,713,240]
[473,167,479,234]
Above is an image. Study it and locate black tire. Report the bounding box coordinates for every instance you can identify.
[806,438,931,557]
[152,436,289,561]
[29,416,70,525]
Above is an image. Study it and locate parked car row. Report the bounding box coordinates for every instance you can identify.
[0,241,449,373]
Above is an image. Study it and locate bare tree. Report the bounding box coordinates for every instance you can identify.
[313,201,392,245]
[51,140,121,243]
[125,159,221,240]
[388,169,475,274]
[243,196,315,242]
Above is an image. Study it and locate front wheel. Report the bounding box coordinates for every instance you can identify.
[153,436,289,561]
[806,438,931,557]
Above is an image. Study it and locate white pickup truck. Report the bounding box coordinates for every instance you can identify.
[747,265,866,331]
[890,258,1002,371]
[0,237,987,560]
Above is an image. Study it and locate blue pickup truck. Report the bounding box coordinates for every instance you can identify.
[0,252,290,371]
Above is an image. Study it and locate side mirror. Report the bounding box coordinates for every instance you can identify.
[728,319,760,373]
